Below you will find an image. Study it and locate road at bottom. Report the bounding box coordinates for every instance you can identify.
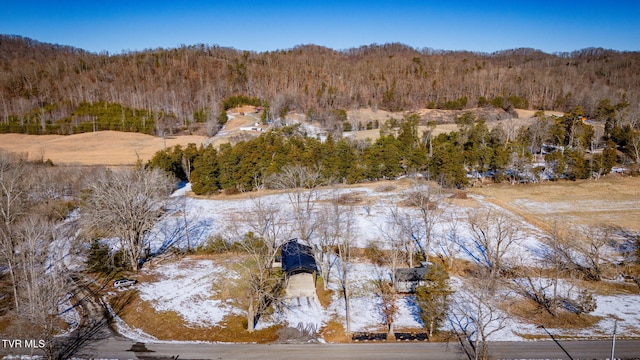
[3,337,639,359]
[75,338,465,359]
[490,339,640,360]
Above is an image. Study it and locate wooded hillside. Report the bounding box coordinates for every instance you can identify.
[1,35,639,135]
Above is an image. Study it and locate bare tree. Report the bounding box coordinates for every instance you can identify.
[575,224,612,281]
[404,180,443,259]
[373,278,398,340]
[542,220,612,282]
[372,208,411,340]
[238,232,284,333]
[266,164,324,243]
[458,208,520,288]
[81,167,174,270]
[315,192,349,290]
[448,278,508,360]
[333,203,356,336]
[378,207,410,282]
[226,196,290,332]
[385,205,422,268]
[0,152,31,312]
[14,215,67,359]
[436,212,461,270]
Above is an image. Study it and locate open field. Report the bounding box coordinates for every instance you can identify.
[468,176,640,232]
[0,131,207,166]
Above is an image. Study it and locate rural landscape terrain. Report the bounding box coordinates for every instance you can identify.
[0,35,640,360]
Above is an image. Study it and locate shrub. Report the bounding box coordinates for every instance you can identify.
[364,242,385,266]
[86,239,128,274]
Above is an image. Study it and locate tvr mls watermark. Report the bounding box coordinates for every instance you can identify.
[2,339,46,349]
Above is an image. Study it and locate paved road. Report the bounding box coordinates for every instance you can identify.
[74,338,466,359]
[4,337,637,360]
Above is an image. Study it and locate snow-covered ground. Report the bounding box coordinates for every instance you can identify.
[106,182,639,343]
[136,259,241,327]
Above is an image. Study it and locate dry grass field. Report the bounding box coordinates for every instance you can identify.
[0,131,208,166]
[344,108,564,142]
[469,176,640,232]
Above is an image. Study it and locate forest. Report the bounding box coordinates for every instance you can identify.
[1,35,639,137]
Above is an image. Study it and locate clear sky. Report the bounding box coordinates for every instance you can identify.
[1,0,639,54]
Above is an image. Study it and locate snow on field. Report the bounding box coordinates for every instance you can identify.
[108,182,640,341]
[327,262,422,332]
[137,259,241,327]
[513,198,640,214]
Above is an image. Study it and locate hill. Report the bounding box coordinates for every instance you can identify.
[1,35,638,137]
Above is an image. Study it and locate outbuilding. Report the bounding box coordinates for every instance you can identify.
[394,264,430,293]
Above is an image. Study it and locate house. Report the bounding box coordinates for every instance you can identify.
[281,239,317,277]
[239,122,264,132]
[394,264,429,293]
[281,239,318,300]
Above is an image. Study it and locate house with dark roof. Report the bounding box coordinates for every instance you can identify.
[281,239,318,277]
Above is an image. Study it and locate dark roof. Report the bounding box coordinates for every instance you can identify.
[281,239,317,275]
[394,267,429,282]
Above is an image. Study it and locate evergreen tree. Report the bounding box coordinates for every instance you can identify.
[415,260,451,339]
[601,140,618,174]
[190,146,220,194]
[565,148,588,180]
[429,135,468,188]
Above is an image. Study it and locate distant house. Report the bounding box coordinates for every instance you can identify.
[239,122,264,132]
[281,239,317,277]
[394,264,430,293]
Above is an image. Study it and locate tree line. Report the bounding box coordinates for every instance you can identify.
[2,35,639,136]
[148,105,636,193]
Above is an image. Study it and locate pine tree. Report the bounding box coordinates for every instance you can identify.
[190,146,220,194]
[414,260,451,339]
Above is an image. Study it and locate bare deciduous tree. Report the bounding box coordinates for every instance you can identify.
[266,164,324,243]
[542,219,613,282]
[373,278,398,340]
[226,196,290,333]
[436,212,461,270]
[575,224,613,281]
[404,181,443,260]
[384,205,421,268]
[315,192,349,290]
[448,278,509,360]
[238,232,284,333]
[81,167,174,270]
[458,208,520,288]
[333,203,356,336]
[14,215,67,359]
[0,152,31,312]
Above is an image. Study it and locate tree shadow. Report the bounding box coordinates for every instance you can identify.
[53,274,137,360]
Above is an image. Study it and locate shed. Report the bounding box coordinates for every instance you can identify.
[281,239,317,276]
[394,265,429,293]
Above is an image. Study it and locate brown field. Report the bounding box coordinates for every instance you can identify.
[0,131,208,166]
[469,176,640,232]
[345,108,564,142]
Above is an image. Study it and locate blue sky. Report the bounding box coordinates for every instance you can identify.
[1,1,639,54]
